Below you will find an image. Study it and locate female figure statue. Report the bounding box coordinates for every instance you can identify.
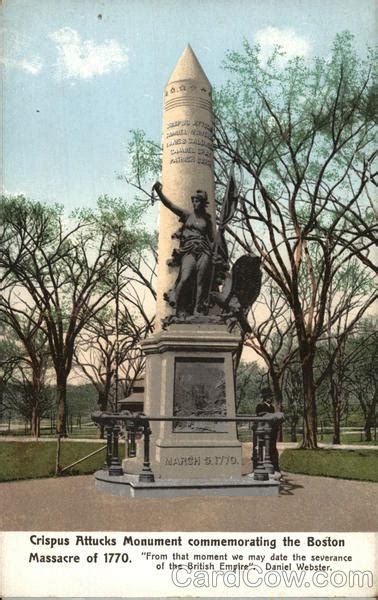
[152,182,214,316]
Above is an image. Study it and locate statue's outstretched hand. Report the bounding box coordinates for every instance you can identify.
[152,181,162,196]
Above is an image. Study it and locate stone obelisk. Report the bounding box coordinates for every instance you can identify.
[156,45,216,328]
[135,46,243,481]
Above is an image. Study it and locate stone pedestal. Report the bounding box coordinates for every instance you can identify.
[138,323,242,479]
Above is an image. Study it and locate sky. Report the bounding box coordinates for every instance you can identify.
[1,0,376,220]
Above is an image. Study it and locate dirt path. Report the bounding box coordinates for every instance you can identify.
[0,472,376,531]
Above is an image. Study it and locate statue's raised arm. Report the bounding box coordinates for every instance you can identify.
[152,182,188,220]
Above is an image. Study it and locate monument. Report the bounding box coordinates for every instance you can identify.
[93,46,282,497]
[141,45,243,480]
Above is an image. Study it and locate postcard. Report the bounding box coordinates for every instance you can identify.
[0,0,376,598]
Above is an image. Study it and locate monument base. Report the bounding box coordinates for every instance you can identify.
[122,441,242,478]
[141,323,243,479]
[95,470,280,498]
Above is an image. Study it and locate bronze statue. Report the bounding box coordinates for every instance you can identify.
[152,182,214,316]
[210,254,262,333]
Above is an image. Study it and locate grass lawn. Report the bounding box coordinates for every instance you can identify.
[237,428,377,445]
[312,432,377,445]
[280,448,378,482]
[0,441,124,482]
[0,424,99,439]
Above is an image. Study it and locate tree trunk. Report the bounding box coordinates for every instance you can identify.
[0,388,3,422]
[300,353,318,448]
[55,434,62,474]
[56,376,67,437]
[290,415,298,442]
[364,396,377,443]
[97,389,108,439]
[331,382,341,445]
[332,403,341,444]
[30,406,40,439]
[270,372,283,442]
[31,372,41,439]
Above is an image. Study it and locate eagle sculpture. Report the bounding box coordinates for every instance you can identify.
[210,254,262,333]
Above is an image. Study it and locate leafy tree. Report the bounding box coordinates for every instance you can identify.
[0,326,20,421]
[74,301,153,437]
[2,363,54,432]
[118,130,162,209]
[0,300,51,437]
[235,360,266,413]
[347,321,377,441]
[314,260,375,443]
[282,360,303,442]
[0,195,149,436]
[213,32,376,447]
[73,197,157,437]
[244,278,298,413]
[120,33,376,449]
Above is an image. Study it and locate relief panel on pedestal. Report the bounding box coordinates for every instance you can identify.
[173,357,227,433]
